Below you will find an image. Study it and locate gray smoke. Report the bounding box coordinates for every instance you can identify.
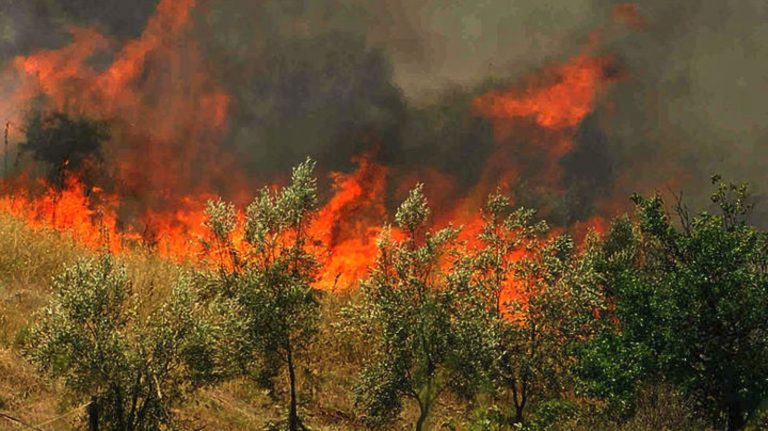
[588,0,768,209]
[4,0,768,220]
[0,0,158,60]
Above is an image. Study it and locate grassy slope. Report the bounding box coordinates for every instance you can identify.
[0,214,83,428]
[0,214,468,430]
[0,214,712,430]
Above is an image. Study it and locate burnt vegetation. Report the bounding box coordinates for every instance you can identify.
[21,108,109,189]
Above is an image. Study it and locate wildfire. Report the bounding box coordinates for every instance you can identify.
[312,154,390,290]
[0,175,129,253]
[0,0,628,293]
[476,55,616,129]
[473,52,621,164]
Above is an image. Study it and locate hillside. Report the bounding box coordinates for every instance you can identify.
[0,213,464,430]
[0,197,735,430]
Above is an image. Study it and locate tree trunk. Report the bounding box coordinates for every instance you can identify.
[88,396,99,431]
[286,341,300,431]
[415,404,430,431]
[724,380,747,431]
[511,384,527,426]
[513,404,525,426]
[727,403,746,431]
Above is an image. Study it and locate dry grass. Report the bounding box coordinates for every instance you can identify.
[0,214,85,346]
[0,214,379,430]
[0,216,190,429]
[0,215,84,430]
[551,386,711,431]
[0,213,713,430]
[0,347,79,430]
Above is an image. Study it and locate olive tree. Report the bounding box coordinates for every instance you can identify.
[25,256,224,431]
[349,184,465,431]
[579,177,768,430]
[201,159,321,431]
[22,109,109,188]
[455,191,605,426]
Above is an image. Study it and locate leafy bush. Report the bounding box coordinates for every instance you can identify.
[349,184,464,430]
[25,256,224,430]
[200,159,321,431]
[579,177,768,430]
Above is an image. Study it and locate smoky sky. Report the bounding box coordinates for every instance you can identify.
[0,0,158,58]
[3,0,768,219]
[591,0,768,199]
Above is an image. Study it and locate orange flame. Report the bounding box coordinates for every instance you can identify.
[0,0,627,293]
[476,56,614,130]
[0,175,132,253]
[311,154,390,290]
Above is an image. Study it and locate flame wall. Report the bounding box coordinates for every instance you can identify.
[1,0,766,288]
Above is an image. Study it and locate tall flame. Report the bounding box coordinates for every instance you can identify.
[0,0,626,291]
[312,154,389,290]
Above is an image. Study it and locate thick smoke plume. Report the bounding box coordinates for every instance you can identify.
[10,2,764,190]
[1,0,767,286]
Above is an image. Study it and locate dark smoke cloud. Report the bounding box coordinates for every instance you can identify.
[195,1,407,176]
[56,0,159,39]
[202,21,404,174]
[5,0,768,221]
[399,86,494,188]
[588,0,768,208]
[192,0,604,203]
[0,0,158,60]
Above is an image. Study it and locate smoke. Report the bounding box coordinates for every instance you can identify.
[199,18,407,175]
[368,0,599,95]
[587,0,768,208]
[3,0,768,224]
[0,1,159,59]
[378,0,768,214]
[191,0,614,217]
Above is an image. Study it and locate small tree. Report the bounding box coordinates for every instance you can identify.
[579,177,768,430]
[22,109,109,188]
[25,256,223,430]
[201,159,321,430]
[350,184,464,430]
[455,191,604,425]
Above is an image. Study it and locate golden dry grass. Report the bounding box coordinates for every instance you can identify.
[0,213,712,430]
[0,214,398,430]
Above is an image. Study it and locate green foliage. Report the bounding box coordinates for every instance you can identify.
[525,399,580,430]
[13,160,768,431]
[201,158,321,430]
[348,187,606,430]
[451,191,605,426]
[24,256,223,430]
[465,404,506,431]
[350,183,464,430]
[579,177,768,430]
